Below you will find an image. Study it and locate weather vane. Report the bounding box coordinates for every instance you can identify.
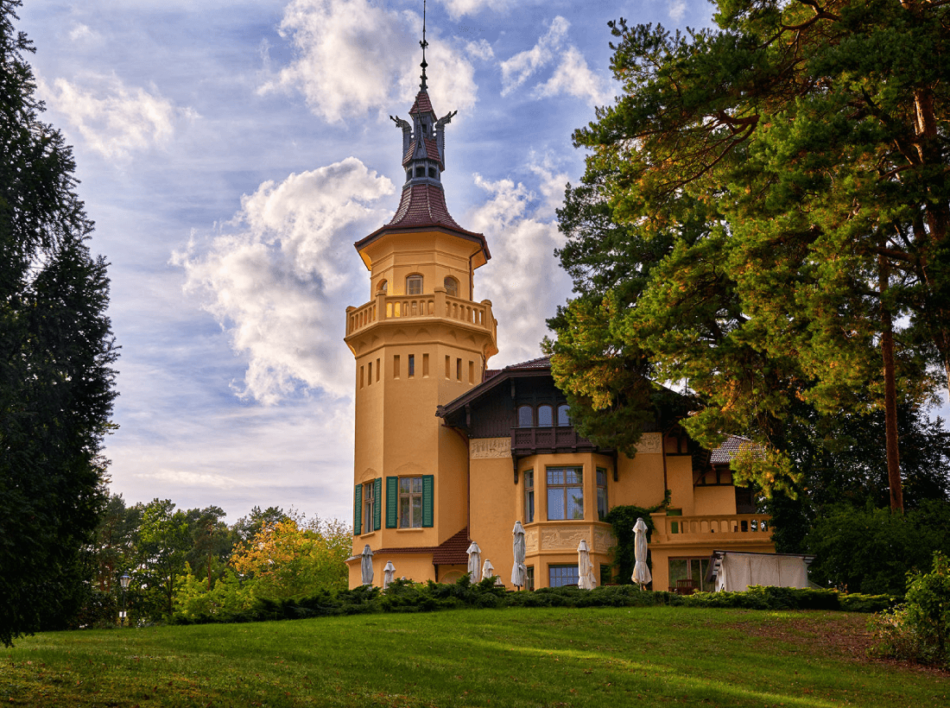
[420,0,429,90]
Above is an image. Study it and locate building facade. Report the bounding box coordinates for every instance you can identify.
[344,80,775,592]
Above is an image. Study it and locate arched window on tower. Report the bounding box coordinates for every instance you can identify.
[557,404,570,427]
[406,274,423,295]
[517,405,533,428]
[377,279,388,295]
[538,405,553,427]
[444,276,458,297]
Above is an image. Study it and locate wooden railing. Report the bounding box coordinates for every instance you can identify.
[346,290,496,338]
[650,513,772,545]
[511,426,600,454]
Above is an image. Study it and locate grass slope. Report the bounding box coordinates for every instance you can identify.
[1,607,947,707]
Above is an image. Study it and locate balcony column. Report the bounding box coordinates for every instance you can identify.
[375,290,388,322]
[434,285,447,319]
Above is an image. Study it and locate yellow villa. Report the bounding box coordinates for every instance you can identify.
[343,73,775,592]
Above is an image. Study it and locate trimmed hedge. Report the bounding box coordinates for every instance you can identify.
[168,577,895,626]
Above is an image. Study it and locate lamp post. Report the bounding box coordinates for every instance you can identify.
[119,573,131,628]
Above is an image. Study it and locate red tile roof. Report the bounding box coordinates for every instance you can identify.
[374,526,470,566]
[431,527,470,565]
[409,90,435,116]
[387,184,468,232]
[401,138,443,168]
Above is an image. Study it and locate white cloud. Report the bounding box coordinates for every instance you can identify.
[69,23,100,43]
[669,0,687,21]
[172,157,395,404]
[142,469,245,489]
[437,0,512,20]
[470,168,572,367]
[465,39,494,61]
[499,17,607,105]
[532,45,611,106]
[499,16,569,96]
[37,73,194,159]
[260,0,478,123]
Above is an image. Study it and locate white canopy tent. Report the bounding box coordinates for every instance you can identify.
[706,551,814,592]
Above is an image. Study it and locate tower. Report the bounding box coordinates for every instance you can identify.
[343,32,498,587]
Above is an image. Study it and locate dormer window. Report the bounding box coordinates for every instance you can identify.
[415,166,425,178]
[428,166,437,178]
[406,274,423,295]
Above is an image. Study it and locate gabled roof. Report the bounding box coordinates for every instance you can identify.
[437,356,553,418]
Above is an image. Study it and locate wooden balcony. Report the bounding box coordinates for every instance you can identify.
[510,426,604,455]
[650,513,773,548]
[345,290,496,340]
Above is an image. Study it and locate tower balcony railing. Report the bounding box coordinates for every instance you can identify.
[649,513,773,546]
[346,289,496,339]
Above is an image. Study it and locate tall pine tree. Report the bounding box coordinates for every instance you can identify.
[0,0,118,645]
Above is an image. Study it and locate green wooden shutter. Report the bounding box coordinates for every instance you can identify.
[386,477,398,528]
[353,484,362,536]
[422,475,434,528]
[374,477,382,531]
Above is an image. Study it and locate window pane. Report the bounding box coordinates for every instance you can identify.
[444,277,458,297]
[412,495,423,528]
[518,405,533,427]
[537,405,553,427]
[407,275,422,295]
[411,477,423,493]
[596,469,606,486]
[566,468,582,485]
[557,405,570,426]
[547,468,563,485]
[524,470,533,488]
[400,478,411,493]
[568,491,584,519]
[691,559,702,584]
[549,565,579,588]
[548,489,565,520]
[526,491,534,523]
[669,559,689,587]
[400,497,410,528]
[597,488,608,521]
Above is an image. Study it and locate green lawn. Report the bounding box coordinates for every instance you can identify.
[1,607,946,707]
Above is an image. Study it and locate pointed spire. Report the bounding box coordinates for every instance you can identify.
[419,0,429,91]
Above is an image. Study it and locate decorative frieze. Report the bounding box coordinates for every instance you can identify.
[470,437,511,459]
[540,526,589,551]
[636,432,663,454]
[525,528,539,553]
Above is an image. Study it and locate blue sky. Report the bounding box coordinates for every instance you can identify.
[17,0,947,525]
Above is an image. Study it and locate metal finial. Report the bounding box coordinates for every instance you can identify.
[419,0,429,90]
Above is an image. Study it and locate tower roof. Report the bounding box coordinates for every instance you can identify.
[355,19,489,268]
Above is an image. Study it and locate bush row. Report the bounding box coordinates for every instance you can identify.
[167,576,895,626]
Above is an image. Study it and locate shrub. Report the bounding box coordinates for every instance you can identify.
[869,552,950,668]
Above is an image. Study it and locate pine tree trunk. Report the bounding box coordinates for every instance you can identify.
[879,255,904,513]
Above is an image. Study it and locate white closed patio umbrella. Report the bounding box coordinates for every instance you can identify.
[360,544,374,586]
[511,521,527,589]
[632,517,652,589]
[383,561,396,590]
[482,559,496,582]
[577,539,597,590]
[467,542,482,583]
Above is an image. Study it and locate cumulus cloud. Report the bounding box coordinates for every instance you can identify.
[37,73,194,159]
[668,0,687,21]
[532,46,611,106]
[69,23,101,43]
[142,469,245,489]
[465,39,494,61]
[499,16,569,96]
[499,17,608,105]
[470,167,572,367]
[172,158,395,404]
[437,0,512,20]
[260,0,478,123]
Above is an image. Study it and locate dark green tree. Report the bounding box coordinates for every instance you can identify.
[0,0,117,646]
[548,0,950,508]
[134,499,191,618]
[183,505,232,591]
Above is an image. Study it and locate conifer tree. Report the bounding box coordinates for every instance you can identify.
[548,0,950,509]
[0,0,118,645]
